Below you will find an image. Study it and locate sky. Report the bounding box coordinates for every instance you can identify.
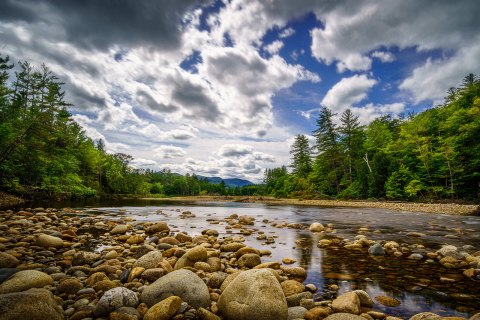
[1,0,479,183]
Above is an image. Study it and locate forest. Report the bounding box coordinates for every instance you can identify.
[0,55,479,201]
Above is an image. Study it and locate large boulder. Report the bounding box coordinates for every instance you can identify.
[174,245,207,270]
[218,268,288,320]
[0,253,19,268]
[133,251,164,270]
[141,269,210,308]
[0,288,64,320]
[93,287,139,316]
[0,270,53,294]
[36,234,63,249]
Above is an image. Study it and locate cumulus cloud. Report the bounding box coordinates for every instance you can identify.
[321,74,377,111]
[155,145,186,159]
[265,40,284,55]
[371,51,395,63]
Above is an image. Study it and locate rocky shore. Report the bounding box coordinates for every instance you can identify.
[0,207,479,320]
[156,196,479,216]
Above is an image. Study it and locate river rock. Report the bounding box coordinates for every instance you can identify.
[0,252,19,268]
[198,307,222,320]
[174,245,207,269]
[73,251,100,265]
[409,312,442,320]
[332,291,361,314]
[56,277,83,294]
[304,306,334,320]
[289,306,308,320]
[286,292,313,307]
[111,224,129,234]
[93,287,139,316]
[324,313,366,320]
[133,250,164,269]
[281,280,305,297]
[368,243,385,256]
[141,269,210,308]
[0,270,53,294]
[36,234,64,249]
[147,222,170,234]
[0,288,63,320]
[309,223,325,232]
[218,268,288,320]
[0,268,18,284]
[143,295,182,320]
[353,290,374,307]
[221,242,246,252]
[375,295,401,307]
[238,253,261,268]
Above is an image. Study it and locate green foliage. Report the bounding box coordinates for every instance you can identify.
[264,74,480,201]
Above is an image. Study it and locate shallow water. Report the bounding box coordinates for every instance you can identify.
[68,200,480,318]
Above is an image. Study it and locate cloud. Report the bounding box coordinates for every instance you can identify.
[265,40,284,55]
[400,43,480,104]
[279,27,295,39]
[0,0,200,52]
[219,144,253,157]
[321,74,377,111]
[371,51,395,63]
[155,145,186,159]
[351,103,405,124]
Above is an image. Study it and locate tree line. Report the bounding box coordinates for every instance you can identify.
[266,73,480,201]
[0,55,252,199]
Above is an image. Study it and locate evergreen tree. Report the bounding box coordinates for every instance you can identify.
[289,134,312,178]
[339,109,363,183]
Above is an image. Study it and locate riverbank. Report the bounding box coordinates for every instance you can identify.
[144,196,480,216]
[0,191,25,208]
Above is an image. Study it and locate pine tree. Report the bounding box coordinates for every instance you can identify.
[339,109,363,183]
[289,134,312,178]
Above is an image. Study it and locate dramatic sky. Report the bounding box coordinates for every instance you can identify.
[1,0,479,182]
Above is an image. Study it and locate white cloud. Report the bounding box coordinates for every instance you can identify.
[321,74,377,111]
[265,40,284,55]
[279,27,295,39]
[371,51,395,63]
[400,42,480,104]
[351,103,405,124]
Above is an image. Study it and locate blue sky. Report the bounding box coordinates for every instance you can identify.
[1,0,479,182]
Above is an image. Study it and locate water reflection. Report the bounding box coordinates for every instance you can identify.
[61,200,480,318]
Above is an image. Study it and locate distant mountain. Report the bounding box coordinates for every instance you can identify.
[198,176,254,187]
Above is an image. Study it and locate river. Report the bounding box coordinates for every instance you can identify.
[45,199,480,318]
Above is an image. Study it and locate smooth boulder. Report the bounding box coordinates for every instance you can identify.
[36,234,63,249]
[0,253,19,268]
[141,269,210,308]
[133,251,164,270]
[174,245,208,270]
[0,270,53,294]
[0,288,64,320]
[218,268,288,320]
